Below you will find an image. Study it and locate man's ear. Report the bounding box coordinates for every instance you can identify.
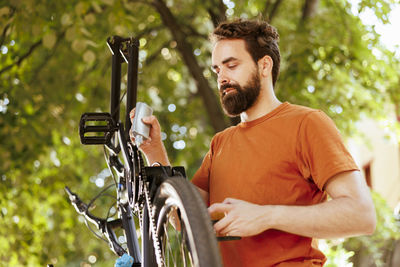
[258,55,273,78]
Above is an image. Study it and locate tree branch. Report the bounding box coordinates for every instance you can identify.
[0,3,109,77]
[0,23,11,48]
[181,24,208,39]
[264,0,283,23]
[0,39,42,76]
[268,0,282,23]
[30,31,66,83]
[0,7,15,47]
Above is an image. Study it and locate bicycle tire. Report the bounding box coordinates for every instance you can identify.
[153,177,222,267]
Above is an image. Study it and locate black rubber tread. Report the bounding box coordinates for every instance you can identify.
[153,177,222,267]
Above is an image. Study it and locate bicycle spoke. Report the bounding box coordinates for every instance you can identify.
[164,216,177,267]
[180,223,187,267]
[182,222,193,267]
[159,207,193,267]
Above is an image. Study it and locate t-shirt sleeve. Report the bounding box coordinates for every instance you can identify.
[191,149,212,193]
[191,134,220,193]
[297,111,359,191]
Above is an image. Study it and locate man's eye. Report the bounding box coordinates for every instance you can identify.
[228,65,237,69]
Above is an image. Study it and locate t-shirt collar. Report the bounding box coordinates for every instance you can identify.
[239,102,289,128]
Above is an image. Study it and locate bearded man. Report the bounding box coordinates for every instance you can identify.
[131,19,376,267]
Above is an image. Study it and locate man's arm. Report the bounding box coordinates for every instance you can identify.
[209,170,376,239]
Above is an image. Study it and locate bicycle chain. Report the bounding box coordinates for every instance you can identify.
[134,146,164,267]
[143,183,165,267]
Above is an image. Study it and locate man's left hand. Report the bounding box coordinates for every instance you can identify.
[208,198,269,237]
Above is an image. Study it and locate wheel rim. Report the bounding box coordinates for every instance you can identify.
[158,204,195,267]
[154,179,221,267]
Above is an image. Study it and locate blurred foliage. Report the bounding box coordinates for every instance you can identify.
[322,192,400,267]
[344,192,400,267]
[0,0,399,265]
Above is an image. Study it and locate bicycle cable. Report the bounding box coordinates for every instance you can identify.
[84,185,119,244]
[85,218,110,244]
[103,145,118,188]
[87,183,116,210]
[110,90,127,124]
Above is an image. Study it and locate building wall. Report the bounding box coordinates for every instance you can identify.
[348,117,400,209]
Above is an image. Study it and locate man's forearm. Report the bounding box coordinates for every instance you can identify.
[143,140,171,166]
[265,196,376,239]
[210,172,376,239]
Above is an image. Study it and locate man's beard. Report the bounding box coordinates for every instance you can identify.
[219,71,261,117]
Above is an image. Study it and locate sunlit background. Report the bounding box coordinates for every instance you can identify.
[0,0,399,266]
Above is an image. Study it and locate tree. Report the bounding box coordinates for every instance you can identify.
[0,0,399,265]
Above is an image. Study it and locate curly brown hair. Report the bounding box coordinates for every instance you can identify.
[211,19,280,86]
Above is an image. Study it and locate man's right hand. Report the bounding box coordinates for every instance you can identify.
[129,108,171,166]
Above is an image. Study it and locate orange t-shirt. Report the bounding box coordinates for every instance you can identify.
[191,102,359,267]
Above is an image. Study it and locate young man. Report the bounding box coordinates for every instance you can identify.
[130,19,376,266]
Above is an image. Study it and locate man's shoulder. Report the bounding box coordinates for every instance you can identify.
[271,103,338,134]
[207,124,239,149]
[285,103,338,135]
[272,102,322,124]
[214,125,237,139]
[284,103,320,116]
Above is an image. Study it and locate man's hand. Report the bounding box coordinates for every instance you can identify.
[129,108,170,166]
[208,198,270,237]
[129,108,161,152]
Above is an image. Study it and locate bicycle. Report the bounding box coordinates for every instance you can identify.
[65,36,222,267]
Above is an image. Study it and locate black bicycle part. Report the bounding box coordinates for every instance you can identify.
[126,140,142,207]
[124,37,139,139]
[107,36,125,125]
[142,203,158,267]
[79,112,117,145]
[64,186,126,256]
[106,35,139,136]
[119,203,141,261]
[145,165,187,201]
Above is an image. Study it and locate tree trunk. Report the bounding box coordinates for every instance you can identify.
[301,0,319,21]
[208,0,227,27]
[151,0,229,133]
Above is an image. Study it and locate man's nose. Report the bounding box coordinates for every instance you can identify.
[217,71,230,88]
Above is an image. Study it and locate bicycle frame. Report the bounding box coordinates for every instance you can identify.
[70,36,157,266]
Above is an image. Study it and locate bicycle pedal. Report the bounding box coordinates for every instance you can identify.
[79,112,117,145]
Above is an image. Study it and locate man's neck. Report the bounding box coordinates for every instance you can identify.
[240,90,282,122]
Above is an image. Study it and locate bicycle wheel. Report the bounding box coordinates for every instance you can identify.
[153,177,222,267]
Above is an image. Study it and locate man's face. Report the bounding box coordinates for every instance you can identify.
[211,39,261,117]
